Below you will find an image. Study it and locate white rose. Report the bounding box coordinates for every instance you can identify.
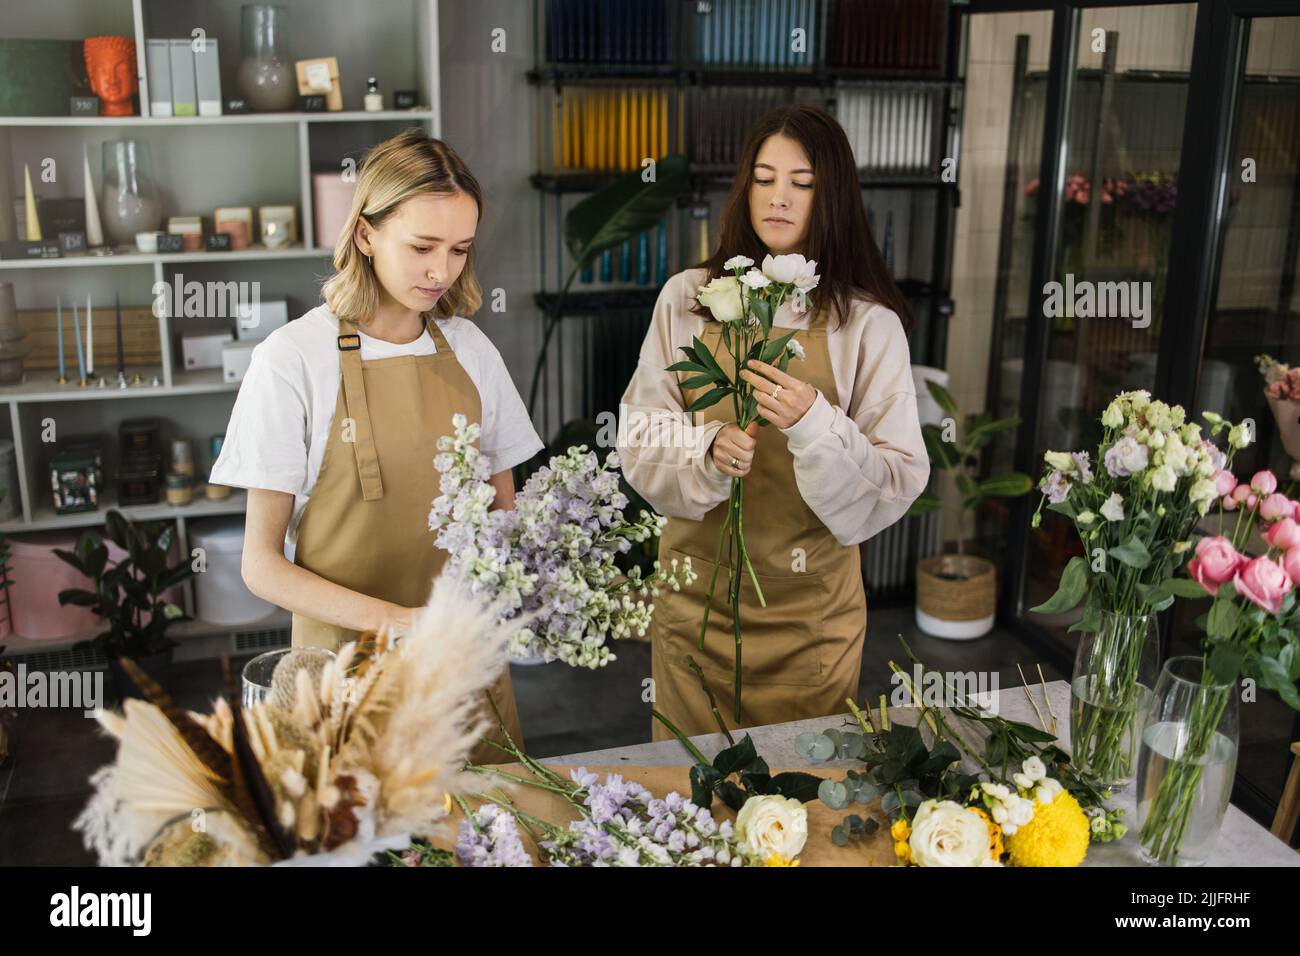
[723,255,754,271]
[696,276,744,324]
[739,269,770,290]
[1100,492,1125,522]
[734,795,808,861]
[909,800,992,867]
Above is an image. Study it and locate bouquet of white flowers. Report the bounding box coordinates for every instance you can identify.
[668,253,814,719]
[429,416,696,669]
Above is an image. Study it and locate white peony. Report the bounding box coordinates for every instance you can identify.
[734,794,808,861]
[761,252,818,288]
[723,255,755,271]
[696,275,744,324]
[908,800,993,867]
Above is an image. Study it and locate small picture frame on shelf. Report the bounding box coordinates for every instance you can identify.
[57,231,87,253]
[295,57,342,111]
[205,233,232,252]
[258,206,297,249]
[299,94,327,112]
[394,89,419,110]
[156,233,184,253]
[0,240,61,260]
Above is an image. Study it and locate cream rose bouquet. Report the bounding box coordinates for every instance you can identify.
[668,253,814,719]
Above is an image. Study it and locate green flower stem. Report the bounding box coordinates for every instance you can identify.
[696,501,733,650]
[650,708,712,765]
[1071,612,1152,786]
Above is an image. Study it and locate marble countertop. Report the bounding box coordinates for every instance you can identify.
[545,679,1299,867]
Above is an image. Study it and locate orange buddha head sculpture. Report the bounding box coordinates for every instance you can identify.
[84,36,138,116]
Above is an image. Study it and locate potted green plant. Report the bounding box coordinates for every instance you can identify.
[55,510,196,700]
[906,380,1033,639]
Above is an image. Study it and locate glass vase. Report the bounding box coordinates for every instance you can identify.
[1068,611,1159,791]
[99,140,162,244]
[1136,656,1238,867]
[236,4,297,112]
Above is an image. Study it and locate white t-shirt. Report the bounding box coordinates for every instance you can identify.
[210,304,544,552]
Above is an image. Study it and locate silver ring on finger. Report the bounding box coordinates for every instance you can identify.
[771,384,783,400]
[730,457,740,468]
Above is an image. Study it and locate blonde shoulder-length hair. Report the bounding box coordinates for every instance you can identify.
[322,128,483,322]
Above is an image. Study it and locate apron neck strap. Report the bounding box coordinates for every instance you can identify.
[335,316,384,501]
[423,313,452,353]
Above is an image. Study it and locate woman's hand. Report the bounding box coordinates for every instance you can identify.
[377,603,419,640]
[711,422,759,478]
[739,359,817,429]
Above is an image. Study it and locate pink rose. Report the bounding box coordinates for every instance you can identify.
[1251,471,1279,496]
[1285,548,1300,588]
[1233,556,1293,615]
[1265,518,1300,552]
[1213,470,1237,496]
[1260,493,1294,522]
[1187,536,1244,596]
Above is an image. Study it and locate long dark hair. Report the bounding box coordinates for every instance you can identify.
[693,104,913,334]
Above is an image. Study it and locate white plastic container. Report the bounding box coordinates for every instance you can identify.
[189,516,275,625]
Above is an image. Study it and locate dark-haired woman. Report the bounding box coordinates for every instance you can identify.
[618,105,929,738]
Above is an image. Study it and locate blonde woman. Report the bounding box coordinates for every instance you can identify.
[211,129,542,761]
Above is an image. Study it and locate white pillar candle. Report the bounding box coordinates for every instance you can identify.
[85,294,94,375]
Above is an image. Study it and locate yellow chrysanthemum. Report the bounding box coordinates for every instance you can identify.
[763,853,800,867]
[1005,789,1090,867]
[894,840,912,865]
[890,818,911,843]
[968,805,1004,861]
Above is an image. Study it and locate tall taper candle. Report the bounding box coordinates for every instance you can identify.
[85,294,94,375]
[71,301,86,382]
[55,296,65,380]
[23,163,41,241]
[115,294,125,374]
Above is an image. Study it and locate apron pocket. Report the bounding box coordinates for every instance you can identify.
[653,547,828,687]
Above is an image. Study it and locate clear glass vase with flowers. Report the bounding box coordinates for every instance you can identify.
[1029,393,1252,790]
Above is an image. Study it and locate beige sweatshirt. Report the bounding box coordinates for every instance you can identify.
[617,267,930,546]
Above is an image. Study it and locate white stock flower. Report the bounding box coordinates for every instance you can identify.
[696,275,744,324]
[1100,492,1125,522]
[723,255,754,271]
[786,338,805,360]
[739,269,770,290]
[1022,756,1046,781]
[908,800,993,867]
[734,795,807,861]
[978,782,1034,835]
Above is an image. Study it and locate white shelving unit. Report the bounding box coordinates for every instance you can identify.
[0,0,441,647]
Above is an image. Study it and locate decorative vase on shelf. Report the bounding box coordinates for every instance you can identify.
[1135,656,1239,867]
[100,140,162,245]
[236,4,297,112]
[1069,611,1160,792]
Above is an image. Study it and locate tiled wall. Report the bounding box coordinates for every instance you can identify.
[942,7,1300,541]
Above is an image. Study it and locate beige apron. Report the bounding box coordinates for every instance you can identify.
[650,312,867,739]
[290,313,524,765]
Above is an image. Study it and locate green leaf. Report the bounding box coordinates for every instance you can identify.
[686,386,729,413]
[691,335,727,381]
[1029,555,1088,614]
[818,778,849,810]
[759,330,797,364]
[1153,577,1212,601]
[563,155,689,270]
[750,296,773,336]
[678,373,717,389]
[769,772,822,802]
[1208,644,1243,685]
[954,471,978,499]
[712,734,758,776]
[967,416,1022,449]
[924,379,959,417]
[666,359,707,374]
[1207,597,1240,640]
[978,473,1034,498]
[922,423,959,470]
[1108,535,1152,570]
[906,494,941,516]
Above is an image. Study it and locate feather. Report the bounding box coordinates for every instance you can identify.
[222,657,295,860]
[116,656,233,782]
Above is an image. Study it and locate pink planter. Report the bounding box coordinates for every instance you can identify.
[6,531,102,640]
